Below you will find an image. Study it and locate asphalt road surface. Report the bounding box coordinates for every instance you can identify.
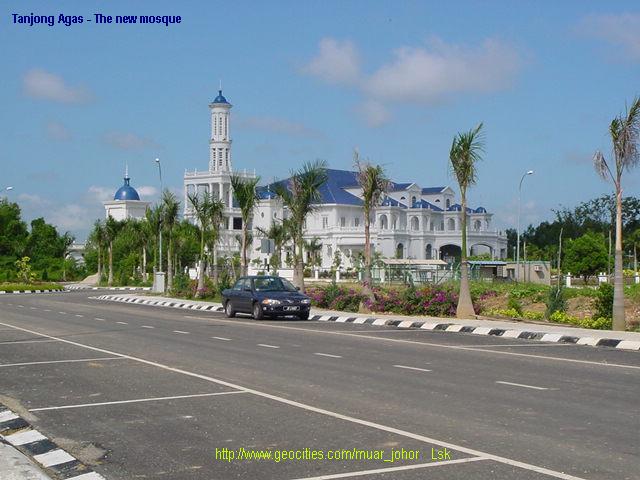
[0,291,638,480]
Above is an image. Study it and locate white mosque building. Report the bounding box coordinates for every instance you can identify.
[103,167,150,221]
[183,90,508,269]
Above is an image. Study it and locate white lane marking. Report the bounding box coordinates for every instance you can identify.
[211,336,231,341]
[469,343,572,348]
[313,352,342,358]
[0,320,591,480]
[5,429,47,446]
[173,330,189,334]
[75,314,84,318]
[116,321,128,325]
[17,305,24,308]
[29,390,245,412]
[0,357,124,368]
[141,325,154,329]
[33,448,76,467]
[58,311,67,314]
[183,315,640,371]
[66,472,106,480]
[496,381,550,391]
[94,317,106,321]
[289,457,487,480]
[258,343,279,348]
[29,307,37,310]
[0,411,19,422]
[0,339,60,345]
[393,364,432,373]
[43,309,51,312]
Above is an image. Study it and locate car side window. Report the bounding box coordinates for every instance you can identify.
[242,279,252,291]
[232,279,244,291]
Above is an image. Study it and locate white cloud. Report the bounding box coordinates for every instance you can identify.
[46,121,72,141]
[364,38,520,104]
[47,204,95,231]
[237,115,322,138]
[17,193,46,205]
[23,69,91,104]
[356,100,391,128]
[301,37,522,126]
[87,185,114,202]
[103,131,157,150]
[301,38,361,85]
[577,13,640,61]
[137,185,158,197]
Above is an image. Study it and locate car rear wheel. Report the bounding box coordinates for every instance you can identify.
[225,301,236,318]
[252,302,264,320]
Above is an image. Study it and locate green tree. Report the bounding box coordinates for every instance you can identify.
[564,232,608,283]
[88,220,106,282]
[60,232,74,281]
[162,190,180,291]
[104,216,122,286]
[230,174,260,277]
[354,150,390,300]
[0,199,28,274]
[449,123,484,318]
[257,220,289,275]
[593,96,640,330]
[274,160,328,291]
[304,237,323,269]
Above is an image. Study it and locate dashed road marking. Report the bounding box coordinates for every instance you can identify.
[58,311,67,314]
[43,309,51,312]
[393,365,432,373]
[94,317,106,321]
[75,314,84,317]
[258,343,280,349]
[116,321,128,325]
[173,330,189,334]
[29,307,37,310]
[314,352,342,358]
[496,381,549,391]
[212,336,231,341]
[141,325,154,329]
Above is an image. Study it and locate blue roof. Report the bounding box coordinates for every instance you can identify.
[421,186,446,195]
[475,206,487,213]
[389,182,413,191]
[264,169,363,206]
[448,203,474,213]
[380,195,407,208]
[113,177,140,201]
[256,187,277,200]
[412,199,443,211]
[212,89,230,104]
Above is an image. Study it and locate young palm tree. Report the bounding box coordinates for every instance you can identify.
[60,232,74,282]
[207,197,226,284]
[257,220,289,275]
[162,190,180,291]
[354,150,390,299]
[230,174,260,276]
[304,237,323,270]
[450,123,484,318]
[274,160,328,291]
[104,215,121,286]
[89,220,106,283]
[594,97,640,330]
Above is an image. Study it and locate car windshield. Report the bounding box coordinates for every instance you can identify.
[253,277,297,292]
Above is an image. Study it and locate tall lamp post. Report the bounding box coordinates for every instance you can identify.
[516,170,534,282]
[155,158,164,274]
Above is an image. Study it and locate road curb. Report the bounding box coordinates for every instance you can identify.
[0,290,65,295]
[92,294,640,352]
[0,405,105,480]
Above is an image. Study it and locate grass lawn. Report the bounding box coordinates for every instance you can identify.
[0,282,64,292]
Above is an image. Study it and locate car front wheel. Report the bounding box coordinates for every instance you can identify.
[225,301,236,318]
[298,312,309,320]
[252,302,264,320]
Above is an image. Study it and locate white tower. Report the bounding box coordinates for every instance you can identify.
[208,89,232,172]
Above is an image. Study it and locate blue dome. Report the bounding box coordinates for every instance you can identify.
[114,177,140,201]
[212,89,229,104]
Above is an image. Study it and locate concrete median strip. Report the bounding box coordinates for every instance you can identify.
[0,403,106,479]
[92,294,640,352]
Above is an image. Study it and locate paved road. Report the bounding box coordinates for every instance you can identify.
[0,291,638,480]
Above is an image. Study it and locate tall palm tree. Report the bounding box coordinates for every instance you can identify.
[230,174,260,276]
[274,160,328,291]
[594,97,640,330]
[104,215,121,286]
[89,220,106,283]
[162,190,180,291]
[450,123,484,318]
[257,220,289,275]
[354,150,390,299]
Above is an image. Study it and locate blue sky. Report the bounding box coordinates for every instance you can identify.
[2,0,639,240]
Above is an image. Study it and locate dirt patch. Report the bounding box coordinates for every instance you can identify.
[566,297,596,319]
[55,436,107,465]
[0,394,38,423]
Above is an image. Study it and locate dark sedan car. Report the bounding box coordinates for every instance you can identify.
[221,276,311,320]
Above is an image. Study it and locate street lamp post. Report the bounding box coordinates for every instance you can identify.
[1,186,14,194]
[155,158,163,273]
[516,170,534,282]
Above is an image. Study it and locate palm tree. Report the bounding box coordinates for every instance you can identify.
[274,160,328,291]
[594,97,640,330]
[104,215,121,286]
[449,123,484,318]
[162,190,180,291]
[230,174,260,276]
[89,220,106,283]
[257,220,289,275]
[304,237,323,270]
[354,150,390,299]
[146,205,162,274]
[60,232,74,282]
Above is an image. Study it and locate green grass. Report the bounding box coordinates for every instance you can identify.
[0,282,63,292]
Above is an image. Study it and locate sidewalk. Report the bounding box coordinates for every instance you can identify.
[92,293,640,351]
[0,442,52,480]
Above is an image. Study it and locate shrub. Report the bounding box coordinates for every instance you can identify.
[545,285,566,318]
[549,311,612,330]
[507,296,523,316]
[593,283,613,320]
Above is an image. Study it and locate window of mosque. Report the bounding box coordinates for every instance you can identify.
[233,217,242,230]
[354,217,360,227]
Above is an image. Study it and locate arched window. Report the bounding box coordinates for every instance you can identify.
[411,217,419,231]
[474,219,481,231]
[411,196,417,206]
[379,214,388,230]
[396,243,404,259]
[446,198,451,208]
[425,244,432,259]
[448,218,456,231]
